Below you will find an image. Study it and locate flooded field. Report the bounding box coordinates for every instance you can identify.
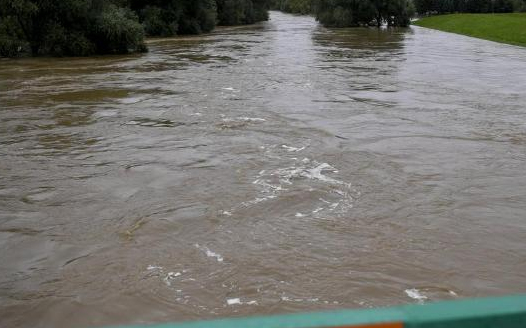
[1,11,526,328]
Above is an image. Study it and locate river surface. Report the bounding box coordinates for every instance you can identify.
[1,11,526,328]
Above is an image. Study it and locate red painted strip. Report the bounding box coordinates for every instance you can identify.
[330,323,403,328]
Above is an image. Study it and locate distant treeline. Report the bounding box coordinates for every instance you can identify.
[270,0,313,14]
[271,0,414,26]
[271,0,526,27]
[414,0,526,14]
[0,0,270,57]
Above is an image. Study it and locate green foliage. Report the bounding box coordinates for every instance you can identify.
[0,0,147,57]
[271,0,313,14]
[413,0,516,14]
[0,14,29,56]
[415,13,526,46]
[216,0,269,25]
[140,5,179,36]
[93,4,145,54]
[0,0,270,57]
[177,0,217,34]
[513,0,526,11]
[313,0,414,27]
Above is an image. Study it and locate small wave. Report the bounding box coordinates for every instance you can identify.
[405,288,427,302]
[281,145,306,152]
[281,295,336,304]
[217,117,266,129]
[163,271,182,286]
[195,244,224,262]
[405,286,459,303]
[235,157,355,216]
[226,298,258,306]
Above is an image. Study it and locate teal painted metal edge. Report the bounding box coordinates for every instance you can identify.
[111,294,526,328]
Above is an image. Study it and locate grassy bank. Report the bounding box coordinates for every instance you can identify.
[414,13,526,47]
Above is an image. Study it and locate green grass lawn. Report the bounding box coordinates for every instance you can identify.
[414,13,526,47]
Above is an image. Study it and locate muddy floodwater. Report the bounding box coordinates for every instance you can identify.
[1,11,526,328]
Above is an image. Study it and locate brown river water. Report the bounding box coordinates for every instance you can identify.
[1,11,526,328]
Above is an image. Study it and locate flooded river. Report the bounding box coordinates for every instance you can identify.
[1,11,526,328]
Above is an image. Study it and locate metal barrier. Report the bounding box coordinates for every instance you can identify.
[114,294,526,328]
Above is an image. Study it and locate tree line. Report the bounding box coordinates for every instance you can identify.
[413,0,526,14]
[272,0,414,26]
[272,0,525,27]
[3,0,526,57]
[0,0,270,57]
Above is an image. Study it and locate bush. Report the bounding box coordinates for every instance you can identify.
[93,4,146,54]
[217,0,269,25]
[314,0,413,27]
[0,15,30,57]
[141,6,179,36]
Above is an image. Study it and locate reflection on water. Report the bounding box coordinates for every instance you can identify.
[1,11,526,328]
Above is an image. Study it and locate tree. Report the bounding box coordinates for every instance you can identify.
[313,0,414,27]
[216,0,270,25]
[0,0,147,57]
[271,0,313,14]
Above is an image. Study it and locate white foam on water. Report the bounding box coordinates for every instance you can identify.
[195,244,224,262]
[405,288,428,302]
[227,298,241,305]
[295,212,306,217]
[329,202,340,210]
[235,117,266,122]
[222,87,237,92]
[218,117,266,129]
[241,195,277,206]
[281,145,306,152]
[312,207,324,214]
[147,265,163,271]
[226,298,258,306]
[236,156,356,216]
[281,295,328,303]
[163,271,182,286]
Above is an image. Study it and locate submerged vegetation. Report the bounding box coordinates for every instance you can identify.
[414,13,526,46]
[0,0,271,57]
[271,0,414,26]
[315,0,415,27]
[272,0,526,26]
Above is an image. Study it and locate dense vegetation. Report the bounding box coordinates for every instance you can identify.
[314,0,415,27]
[271,0,313,14]
[271,0,414,26]
[414,13,526,46]
[0,0,270,57]
[3,0,526,57]
[413,0,526,14]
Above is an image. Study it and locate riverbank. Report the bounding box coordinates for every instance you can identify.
[414,13,526,47]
